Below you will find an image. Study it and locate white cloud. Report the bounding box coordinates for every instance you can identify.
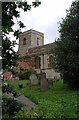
[19,0,72,41]
[12,0,73,51]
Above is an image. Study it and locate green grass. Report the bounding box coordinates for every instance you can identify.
[5,79,78,118]
[0,91,2,96]
[0,82,2,97]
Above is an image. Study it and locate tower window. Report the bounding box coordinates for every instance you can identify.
[23,37,26,45]
[37,37,39,46]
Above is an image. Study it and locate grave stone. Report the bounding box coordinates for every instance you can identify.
[29,74,38,85]
[40,72,48,91]
[15,77,19,81]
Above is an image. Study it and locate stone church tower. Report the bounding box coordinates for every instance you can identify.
[18,29,44,57]
[18,29,60,79]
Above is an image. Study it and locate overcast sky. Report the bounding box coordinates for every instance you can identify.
[12,0,73,51]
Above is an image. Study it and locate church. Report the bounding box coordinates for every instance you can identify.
[18,29,60,79]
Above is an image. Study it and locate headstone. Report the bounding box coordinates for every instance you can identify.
[29,74,38,85]
[40,72,48,91]
[15,77,19,81]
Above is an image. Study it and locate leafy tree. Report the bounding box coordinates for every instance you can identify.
[2,1,41,70]
[53,1,79,89]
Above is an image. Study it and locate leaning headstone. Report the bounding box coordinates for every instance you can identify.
[40,72,48,91]
[29,74,38,86]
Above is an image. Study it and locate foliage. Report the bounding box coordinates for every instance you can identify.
[6,79,78,118]
[2,82,20,97]
[2,96,22,119]
[53,1,79,89]
[2,1,41,69]
[18,68,35,80]
[2,37,19,69]
[2,83,12,93]
[14,106,44,119]
[10,67,18,76]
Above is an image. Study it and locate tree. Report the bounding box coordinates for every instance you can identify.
[2,1,41,70]
[53,1,79,89]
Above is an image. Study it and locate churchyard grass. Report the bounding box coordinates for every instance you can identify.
[4,79,78,118]
[0,82,2,96]
[0,91,2,96]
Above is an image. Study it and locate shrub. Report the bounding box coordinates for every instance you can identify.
[18,68,35,80]
[18,83,23,88]
[2,83,13,93]
[2,96,22,118]
[2,83,20,97]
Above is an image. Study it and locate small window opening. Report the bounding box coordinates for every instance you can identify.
[37,37,39,46]
[23,37,26,45]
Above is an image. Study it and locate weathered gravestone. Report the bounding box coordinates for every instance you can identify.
[15,77,19,81]
[29,74,39,86]
[40,71,48,91]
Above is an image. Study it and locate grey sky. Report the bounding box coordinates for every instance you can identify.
[12,0,73,51]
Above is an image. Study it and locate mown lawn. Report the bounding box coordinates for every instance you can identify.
[5,79,79,119]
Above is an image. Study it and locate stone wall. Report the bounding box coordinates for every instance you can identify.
[43,54,48,69]
[30,30,44,47]
[18,32,31,57]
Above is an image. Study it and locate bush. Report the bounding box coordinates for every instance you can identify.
[2,83,13,93]
[18,68,35,80]
[18,83,23,88]
[2,96,22,118]
[2,83,21,97]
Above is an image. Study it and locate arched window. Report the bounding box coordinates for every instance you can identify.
[23,37,26,45]
[35,56,41,69]
[48,55,53,68]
